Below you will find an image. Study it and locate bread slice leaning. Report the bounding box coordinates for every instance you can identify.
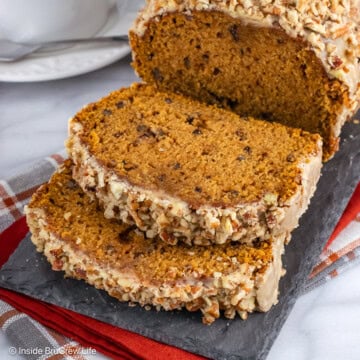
[66,83,322,246]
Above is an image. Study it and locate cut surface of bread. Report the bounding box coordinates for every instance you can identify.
[130,1,360,160]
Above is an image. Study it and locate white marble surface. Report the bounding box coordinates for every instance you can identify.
[1,57,360,360]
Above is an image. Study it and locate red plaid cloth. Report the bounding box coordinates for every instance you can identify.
[0,152,359,359]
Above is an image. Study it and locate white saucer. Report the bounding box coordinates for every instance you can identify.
[0,9,137,82]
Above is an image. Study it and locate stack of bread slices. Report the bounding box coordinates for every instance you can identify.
[26,83,323,324]
[26,0,359,324]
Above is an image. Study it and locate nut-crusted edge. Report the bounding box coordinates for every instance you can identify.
[25,204,285,325]
[130,0,360,141]
[66,120,322,246]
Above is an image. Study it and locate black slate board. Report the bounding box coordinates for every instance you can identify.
[0,121,359,360]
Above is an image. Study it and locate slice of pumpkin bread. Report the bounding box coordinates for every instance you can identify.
[25,160,286,324]
[66,83,322,246]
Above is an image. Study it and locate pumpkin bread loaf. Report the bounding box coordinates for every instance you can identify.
[66,83,322,246]
[25,160,286,324]
[130,0,360,160]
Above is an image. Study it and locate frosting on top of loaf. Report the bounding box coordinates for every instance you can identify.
[132,0,360,112]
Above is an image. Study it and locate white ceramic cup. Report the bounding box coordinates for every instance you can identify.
[0,0,114,43]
